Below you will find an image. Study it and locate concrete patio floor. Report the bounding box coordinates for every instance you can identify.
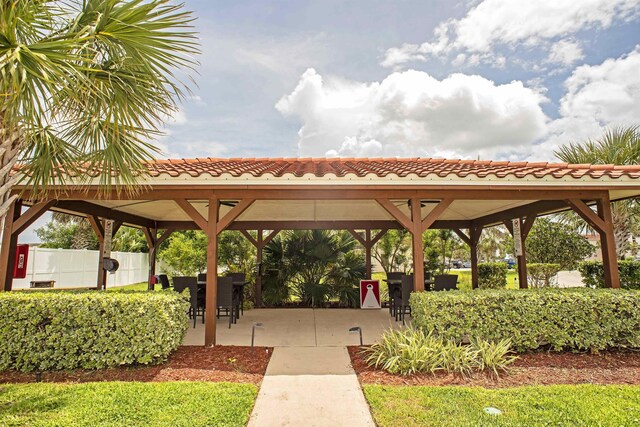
[182,308,409,347]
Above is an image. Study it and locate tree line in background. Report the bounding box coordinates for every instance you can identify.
[33,126,640,303]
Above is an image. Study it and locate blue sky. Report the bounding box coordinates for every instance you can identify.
[19,0,640,242]
[157,0,640,161]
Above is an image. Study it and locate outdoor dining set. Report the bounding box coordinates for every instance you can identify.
[383,272,458,324]
[156,273,249,328]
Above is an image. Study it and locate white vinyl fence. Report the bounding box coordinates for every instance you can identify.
[12,247,149,290]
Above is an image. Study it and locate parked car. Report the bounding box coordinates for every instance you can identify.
[462,261,471,268]
[451,260,463,268]
[502,258,516,269]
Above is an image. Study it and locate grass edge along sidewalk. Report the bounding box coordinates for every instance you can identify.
[364,384,640,426]
[0,381,257,427]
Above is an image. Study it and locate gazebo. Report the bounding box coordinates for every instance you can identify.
[2,157,640,345]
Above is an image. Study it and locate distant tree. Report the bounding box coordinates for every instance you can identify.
[527,218,595,270]
[423,229,463,274]
[555,126,640,255]
[478,226,512,262]
[35,221,78,249]
[218,231,256,276]
[373,229,411,274]
[158,231,207,276]
[112,227,148,253]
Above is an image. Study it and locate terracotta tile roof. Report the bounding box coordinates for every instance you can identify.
[141,157,640,180]
[15,157,640,180]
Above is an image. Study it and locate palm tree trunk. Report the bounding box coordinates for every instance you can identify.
[0,109,22,245]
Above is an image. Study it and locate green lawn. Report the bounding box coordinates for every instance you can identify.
[372,269,519,291]
[0,382,257,427]
[106,281,153,292]
[364,384,640,426]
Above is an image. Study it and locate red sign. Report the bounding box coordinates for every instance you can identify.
[13,244,29,279]
[360,280,381,309]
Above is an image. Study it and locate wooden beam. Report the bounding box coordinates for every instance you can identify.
[421,199,453,232]
[23,187,612,202]
[566,199,606,233]
[54,200,155,229]
[596,197,620,288]
[174,199,208,231]
[205,197,219,346]
[112,220,123,236]
[11,200,55,236]
[239,229,258,247]
[375,199,413,231]
[217,199,255,234]
[474,200,571,228]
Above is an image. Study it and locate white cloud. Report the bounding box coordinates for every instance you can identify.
[547,40,585,66]
[382,0,640,68]
[276,68,548,159]
[540,45,640,156]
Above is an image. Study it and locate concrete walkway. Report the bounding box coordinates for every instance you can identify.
[184,308,405,346]
[248,346,375,427]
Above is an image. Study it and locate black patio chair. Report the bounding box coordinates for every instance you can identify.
[173,276,200,327]
[226,272,247,316]
[197,272,206,283]
[217,277,238,328]
[386,272,403,317]
[433,274,458,291]
[394,274,413,324]
[158,274,171,290]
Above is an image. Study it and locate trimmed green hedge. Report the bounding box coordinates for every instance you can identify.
[478,262,507,289]
[0,290,189,372]
[579,260,640,290]
[410,288,640,352]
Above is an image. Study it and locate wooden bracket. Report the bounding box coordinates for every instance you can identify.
[375,199,413,231]
[11,200,56,236]
[421,199,453,232]
[175,199,208,231]
[565,199,606,233]
[217,199,255,234]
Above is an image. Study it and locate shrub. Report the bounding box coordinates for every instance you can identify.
[527,263,562,287]
[362,327,516,376]
[410,288,640,352]
[0,290,189,372]
[579,260,640,290]
[478,262,507,289]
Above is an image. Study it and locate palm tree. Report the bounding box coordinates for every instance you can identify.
[554,126,640,256]
[0,0,198,229]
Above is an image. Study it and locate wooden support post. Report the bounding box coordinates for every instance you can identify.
[255,230,263,307]
[0,199,21,291]
[89,217,107,291]
[504,217,535,289]
[143,228,158,291]
[410,197,425,292]
[453,227,482,289]
[205,197,219,346]
[596,197,620,289]
[365,229,372,279]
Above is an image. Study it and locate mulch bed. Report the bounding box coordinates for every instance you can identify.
[348,346,640,388]
[0,346,272,386]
